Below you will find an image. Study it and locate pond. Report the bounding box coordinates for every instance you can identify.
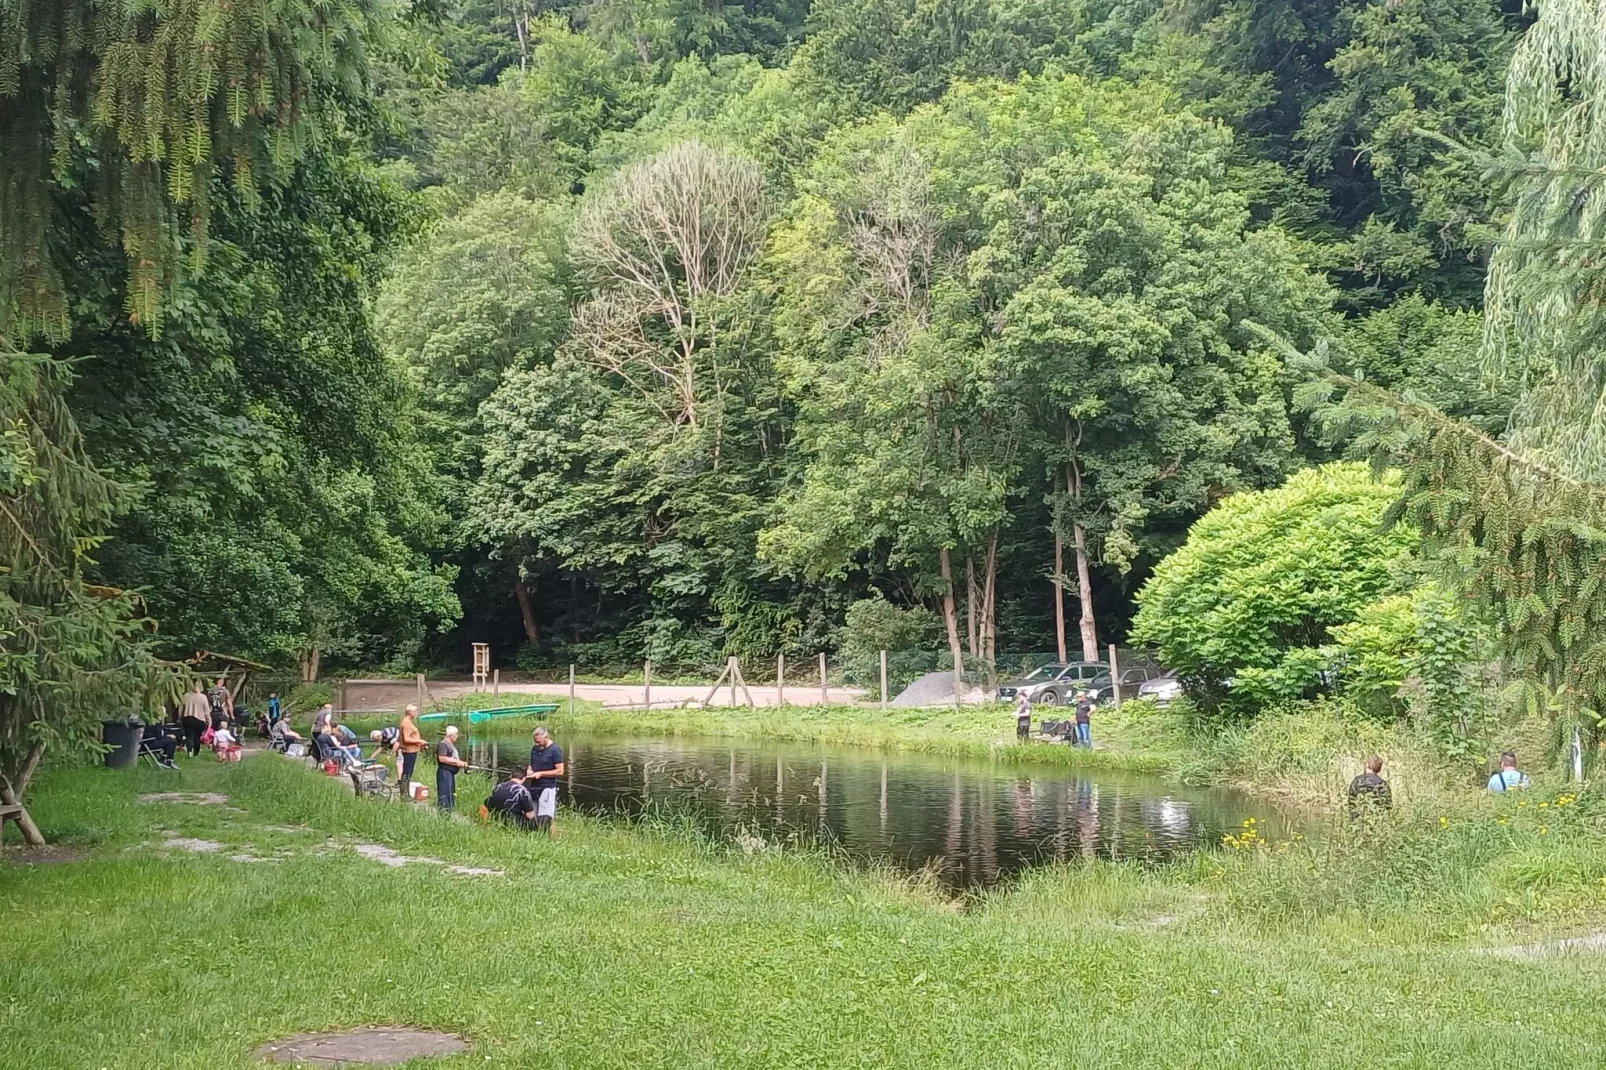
[464,730,1307,891]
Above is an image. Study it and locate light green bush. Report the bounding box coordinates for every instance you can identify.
[1133,462,1418,715]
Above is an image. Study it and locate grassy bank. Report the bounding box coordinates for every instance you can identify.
[6,753,1606,1067]
[403,691,1187,774]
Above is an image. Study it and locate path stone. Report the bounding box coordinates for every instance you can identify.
[1485,932,1606,959]
[351,843,439,868]
[164,837,224,853]
[139,791,230,806]
[254,1026,468,1066]
[349,843,502,877]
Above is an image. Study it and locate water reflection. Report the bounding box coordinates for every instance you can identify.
[467,732,1303,890]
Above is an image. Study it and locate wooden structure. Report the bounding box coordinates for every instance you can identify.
[2,746,45,846]
[701,657,756,708]
[186,650,272,707]
[471,643,491,690]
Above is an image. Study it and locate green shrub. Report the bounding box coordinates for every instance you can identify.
[837,594,943,699]
[1132,462,1417,715]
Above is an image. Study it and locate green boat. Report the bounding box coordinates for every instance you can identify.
[417,703,559,725]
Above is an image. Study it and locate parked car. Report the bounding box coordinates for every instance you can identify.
[1136,672,1183,706]
[1085,665,1169,705]
[996,661,1107,706]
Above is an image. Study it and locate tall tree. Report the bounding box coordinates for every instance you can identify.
[0,350,174,824]
[1,0,383,336]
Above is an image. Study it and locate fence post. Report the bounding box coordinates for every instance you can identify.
[777,652,785,708]
[1108,643,1121,709]
[729,656,738,708]
[569,663,575,716]
[492,669,500,697]
[644,659,652,711]
[819,652,827,706]
[416,673,425,711]
[880,649,888,711]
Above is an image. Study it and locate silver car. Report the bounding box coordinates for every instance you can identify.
[995,661,1107,706]
[1136,672,1182,706]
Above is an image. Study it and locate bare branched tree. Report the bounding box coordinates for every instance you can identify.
[569,141,768,431]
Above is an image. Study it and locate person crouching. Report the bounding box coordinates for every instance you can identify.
[484,771,538,830]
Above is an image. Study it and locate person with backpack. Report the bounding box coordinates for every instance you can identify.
[206,676,233,730]
[1488,751,1530,793]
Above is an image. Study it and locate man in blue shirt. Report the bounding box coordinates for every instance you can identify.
[525,726,565,837]
[1488,751,1530,792]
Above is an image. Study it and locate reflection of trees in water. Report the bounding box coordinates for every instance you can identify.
[470,733,1269,888]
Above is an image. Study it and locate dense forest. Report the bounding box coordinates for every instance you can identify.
[0,0,1575,690]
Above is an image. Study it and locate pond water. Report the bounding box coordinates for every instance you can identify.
[464,730,1306,891]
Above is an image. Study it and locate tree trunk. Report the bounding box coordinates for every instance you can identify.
[299,646,321,683]
[1073,521,1097,662]
[1054,527,1067,663]
[965,556,979,658]
[16,741,44,797]
[982,532,998,685]
[938,546,966,700]
[514,574,539,645]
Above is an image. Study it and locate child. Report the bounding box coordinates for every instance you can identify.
[212,724,243,762]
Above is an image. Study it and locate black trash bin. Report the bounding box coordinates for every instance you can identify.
[102,719,141,769]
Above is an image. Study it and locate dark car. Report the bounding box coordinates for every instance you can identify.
[996,661,1107,706]
[1085,665,1168,706]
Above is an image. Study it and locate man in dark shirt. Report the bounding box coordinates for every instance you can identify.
[1073,693,1093,748]
[525,726,566,837]
[486,774,537,830]
[1346,755,1393,817]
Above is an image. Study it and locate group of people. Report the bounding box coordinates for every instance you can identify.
[279,702,567,836]
[1013,691,1093,748]
[483,727,565,836]
[1345,751,1532,816]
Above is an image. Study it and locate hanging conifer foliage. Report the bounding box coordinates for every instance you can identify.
[0,342,180,822]
[1295,340,1606,768]
[0,0,380,337]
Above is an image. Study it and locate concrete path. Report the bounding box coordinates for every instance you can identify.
[341,677,865,712]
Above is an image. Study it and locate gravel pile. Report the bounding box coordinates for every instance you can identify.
[890,671,993,708]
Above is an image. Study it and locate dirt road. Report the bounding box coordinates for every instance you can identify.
[339,677,865,713]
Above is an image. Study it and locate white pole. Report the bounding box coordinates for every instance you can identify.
[777,652,785,708]
[644,659,652,711]
[1573,724,1584,782]
[569,664,575,717]
[880,649,888,711]
[1108,644,1122,709]
[819,653,827,706]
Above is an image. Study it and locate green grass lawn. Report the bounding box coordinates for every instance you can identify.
[6,751,1606,1068]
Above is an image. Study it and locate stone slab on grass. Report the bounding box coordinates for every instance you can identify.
[1485,931,1606,959]
[139,792,231,806]
[254,1026,468,1066]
